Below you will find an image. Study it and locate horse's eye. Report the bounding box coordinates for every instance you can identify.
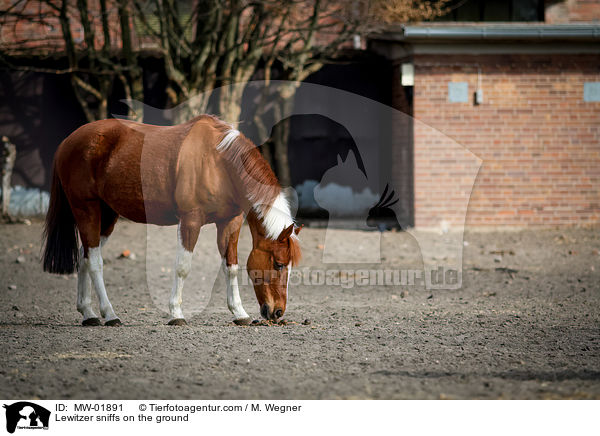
[274,262,284,271]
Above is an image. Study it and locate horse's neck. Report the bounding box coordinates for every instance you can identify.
[245,209,267,248]
[217,132,280,217]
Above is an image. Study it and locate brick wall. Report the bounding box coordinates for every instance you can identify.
[408,53,600,227]
[545,0,600,24]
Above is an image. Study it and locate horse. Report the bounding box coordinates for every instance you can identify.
[42,115,302,326]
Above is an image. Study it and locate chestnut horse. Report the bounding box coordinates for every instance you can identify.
[43,115,301,326]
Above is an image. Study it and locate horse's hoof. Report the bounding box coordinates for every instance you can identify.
[105,318,123,327]
[233,317,252,326]
[167,318,187,326]
[82,317,102,326]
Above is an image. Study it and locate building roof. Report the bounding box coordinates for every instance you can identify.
[374,23,600,42]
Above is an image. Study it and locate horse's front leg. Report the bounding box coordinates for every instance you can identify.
[217,214,251,325]
[168,213,202,326]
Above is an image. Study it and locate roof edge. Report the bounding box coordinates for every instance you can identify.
[372,24,600,42]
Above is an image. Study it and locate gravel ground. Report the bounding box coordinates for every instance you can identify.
[1,219,599,399]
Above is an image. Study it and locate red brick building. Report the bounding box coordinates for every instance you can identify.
[371,0,600,228]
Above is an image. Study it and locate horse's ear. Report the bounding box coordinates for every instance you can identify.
[294,224,304,235]
[278,224,294,242]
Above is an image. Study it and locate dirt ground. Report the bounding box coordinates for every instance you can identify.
[1,219,599,399]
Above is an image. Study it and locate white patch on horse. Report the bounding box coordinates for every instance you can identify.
[257,192,294,240]
[169,224,192,321]
[76,236,110,322]
[222,261,249,321]
[87,246,118,322]
[216,129,240,151]
[76,245,96,321]
[286,264,291,298]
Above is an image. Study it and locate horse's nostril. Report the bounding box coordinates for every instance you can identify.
[260,304,269,319]
[274,309,283,319]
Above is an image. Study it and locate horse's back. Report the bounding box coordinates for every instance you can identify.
[55,119,135,196]
[55,118,199,225]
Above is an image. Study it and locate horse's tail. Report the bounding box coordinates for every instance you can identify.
[42,165,78,274]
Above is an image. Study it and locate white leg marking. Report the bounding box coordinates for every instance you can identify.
[88,246,118,322]
[76,246,97,321]
[223,260,249,320]
[169,225,192,321]
[77,237,109,321]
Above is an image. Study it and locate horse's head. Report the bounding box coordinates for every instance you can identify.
[246,223,302,321]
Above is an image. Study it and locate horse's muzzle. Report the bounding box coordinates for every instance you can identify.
[260,303,283,321]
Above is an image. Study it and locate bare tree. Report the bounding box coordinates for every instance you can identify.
[250,0,451,185]
[371,0,451,23]
[0,0,143,122]
[1,0,450,184]
[131,0,335,124]
[128,0,370,181]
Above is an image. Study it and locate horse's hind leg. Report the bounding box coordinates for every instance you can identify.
[77,244,100,326]
[99,202,119,243]
[72,200,121,326]
[77,205,118,326]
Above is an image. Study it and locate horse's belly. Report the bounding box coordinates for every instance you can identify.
[100,153,179,225]
[107,197,178,226]
[100,180,179,226]
[140,200,179,225]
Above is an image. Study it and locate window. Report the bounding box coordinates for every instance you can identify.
[437,0,544,22]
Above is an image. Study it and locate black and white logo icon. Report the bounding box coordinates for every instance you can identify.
[3,402,50,433]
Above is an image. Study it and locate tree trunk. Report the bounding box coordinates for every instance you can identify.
[272,96,294,187]
[1,136,16,219]
[261,141,274,169]
[171,92,212,124]
[218,83,245,126]
[118,0,144,121]
[253,106,274,169]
